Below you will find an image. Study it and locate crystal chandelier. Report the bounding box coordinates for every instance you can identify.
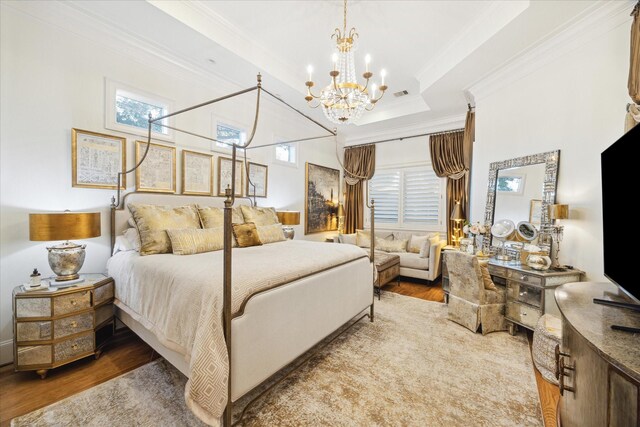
[304,0,387,125]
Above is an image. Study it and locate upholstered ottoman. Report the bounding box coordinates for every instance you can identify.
[374,252,400,299]
[532,314,562,385]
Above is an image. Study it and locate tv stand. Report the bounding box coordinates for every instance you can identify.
[593,298,640,333]
[555,282,640,427]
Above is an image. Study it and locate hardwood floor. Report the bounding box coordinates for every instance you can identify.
[1,277,558,426]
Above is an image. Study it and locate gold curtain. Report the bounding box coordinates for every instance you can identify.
[344,145,376,234]
[627,2,640,131]
[429,110,475,244]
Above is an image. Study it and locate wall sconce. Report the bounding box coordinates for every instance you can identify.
[548,204,569,268]
[450,200,465,247]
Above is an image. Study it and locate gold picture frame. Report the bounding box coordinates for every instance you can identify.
[181,150,214,195]
[246,162,268,198]
[72,128,126,189]
[217,156,244,197]
[135,140,176,193]
[305,162,340,235]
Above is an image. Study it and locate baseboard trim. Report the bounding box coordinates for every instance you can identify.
[1,339,14,366]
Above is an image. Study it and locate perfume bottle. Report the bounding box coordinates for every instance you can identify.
[30,268,41,287]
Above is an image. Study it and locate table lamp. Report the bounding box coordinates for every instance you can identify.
[548,204,569,268]
[450,201,464,247]
[276,211,300,240]
[337,203,345,234]
[29,211,101,282]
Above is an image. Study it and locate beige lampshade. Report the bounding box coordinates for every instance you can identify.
[276,211,301,226]
[548,204,569,220]
[29,212,101,241]
[450,201,464,221]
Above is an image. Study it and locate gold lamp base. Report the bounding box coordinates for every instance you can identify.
[47,241,86,282]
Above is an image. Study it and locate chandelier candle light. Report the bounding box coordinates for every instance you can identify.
[304,0,388,124]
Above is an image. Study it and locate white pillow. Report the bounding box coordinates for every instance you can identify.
[339,233,357,245]
[112,235,134,255]
[408,235,428,254]
[419,236,441,258]
[124,228,141,252]
[356,230,371,248]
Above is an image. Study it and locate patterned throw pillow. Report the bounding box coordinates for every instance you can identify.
[419,236,441,259]
[128,204,201,255]
[232,222,263,248]
[408,235,429,254]
[240,205,279,226]
[339,233,357,245]
[167,228,225,255]
[256,223,286,244]
[197,206,244,228]
[375,237,408,253]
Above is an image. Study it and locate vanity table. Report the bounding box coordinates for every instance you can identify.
[442,258,582,334]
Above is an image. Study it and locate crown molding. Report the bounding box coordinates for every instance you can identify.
[355,94,431,126]
[344,113,466,146]
[467,0,633,101]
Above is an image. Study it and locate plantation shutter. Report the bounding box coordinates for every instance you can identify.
[403,167,441,225]
[369,170,401,224]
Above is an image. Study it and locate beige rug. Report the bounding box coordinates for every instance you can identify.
[12,292,541,426]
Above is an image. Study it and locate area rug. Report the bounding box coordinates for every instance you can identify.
[12,292,541,426]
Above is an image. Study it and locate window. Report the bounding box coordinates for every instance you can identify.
[369,164,444,229]
[273,139,298,167]
[216,123,246,149]
[497,174,525,194]
[105,79,174,140]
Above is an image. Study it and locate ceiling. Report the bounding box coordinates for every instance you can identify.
[67,0,603,138]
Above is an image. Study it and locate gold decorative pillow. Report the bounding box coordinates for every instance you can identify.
[479,263,498,291]
[232,222,263,248]
[408,235,429,254]
[356,230,371,248]
[197,206,243,228]
[240,205,279,226]
[166,228,225,255]
[256,223,286,244]
[128,204,201,255]
[375,237,407,253]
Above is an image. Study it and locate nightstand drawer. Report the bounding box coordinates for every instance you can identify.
[53,312,93,339]
[15,298,51,318]
[54,332,93,362]
[53,291,90,316]
[506,302,541,329]
[16,321,51,342]
[507,281,542,309]
[507,270,542,286]
[17,345,52,366]
[93,281,114,305]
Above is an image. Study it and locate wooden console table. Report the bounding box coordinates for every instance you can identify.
[442,256,582,334]
[556,282,639,426]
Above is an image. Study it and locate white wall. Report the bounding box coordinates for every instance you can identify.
[0,6,339,364]
[470,20,630,281]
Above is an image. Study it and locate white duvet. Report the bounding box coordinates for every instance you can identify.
[107,240,368,426]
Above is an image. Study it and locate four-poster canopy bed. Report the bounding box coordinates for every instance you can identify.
[109,75,378,426]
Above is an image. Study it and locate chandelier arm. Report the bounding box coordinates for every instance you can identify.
[365,104,375,111]
[372,89,387,103]
[360,78,370,93]
[307,87,321,99]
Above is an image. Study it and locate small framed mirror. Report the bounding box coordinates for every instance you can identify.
[482,150,560,254]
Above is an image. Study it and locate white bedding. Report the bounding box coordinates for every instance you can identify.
[107,240,369,425]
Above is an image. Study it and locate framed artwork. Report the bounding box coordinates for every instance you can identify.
[305,162,340,234]
[182,150,213,195]
[246,162,268,198]
[529,199,543,225]
[71,128,126,189]
[135,140,176,193]
[217,156,244,196]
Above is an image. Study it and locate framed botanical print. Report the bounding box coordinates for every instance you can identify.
[135,140,176,193]
[305,162,340,234]
[217,156,243,196]
[72,128,126,189]
[246,162,268,198]
[182,150,213,195]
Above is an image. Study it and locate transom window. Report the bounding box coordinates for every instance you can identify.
[216,123,246,149]
[105,79,174,140]
[273,139,297,167]
[369,164,444,230]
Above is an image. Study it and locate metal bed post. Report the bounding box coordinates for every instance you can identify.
[366,180,375,320]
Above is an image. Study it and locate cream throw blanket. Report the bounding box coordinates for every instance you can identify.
[107,240,368,425]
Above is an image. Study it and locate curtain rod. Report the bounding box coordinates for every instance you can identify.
[345,127,465,148]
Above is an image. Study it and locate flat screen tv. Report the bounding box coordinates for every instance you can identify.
[601,124,640,302]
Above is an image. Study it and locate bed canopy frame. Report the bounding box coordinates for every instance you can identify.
[110,74,377,426]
